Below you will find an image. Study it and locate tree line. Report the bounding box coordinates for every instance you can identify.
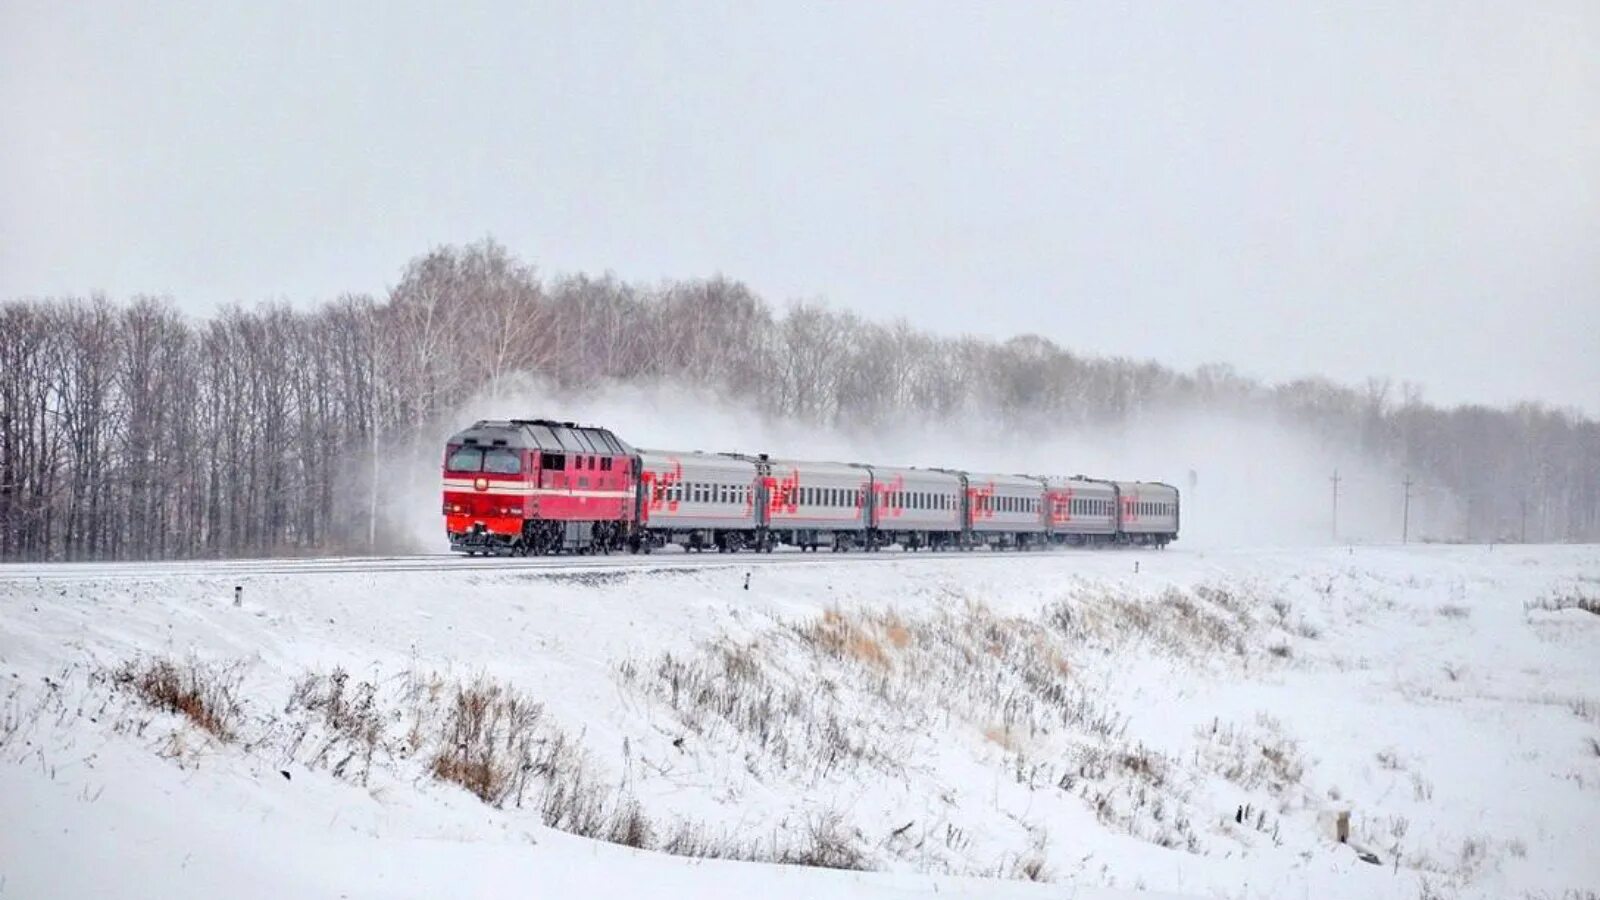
[2,239,1595,560]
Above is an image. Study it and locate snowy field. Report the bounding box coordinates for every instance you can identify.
[2,545,1598,900]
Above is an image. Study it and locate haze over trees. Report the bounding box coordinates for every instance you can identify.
[1,239,1595,560]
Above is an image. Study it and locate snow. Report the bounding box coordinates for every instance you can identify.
[2,545,1598,899]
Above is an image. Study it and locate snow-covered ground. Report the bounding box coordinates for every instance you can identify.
[3,545,1597,899]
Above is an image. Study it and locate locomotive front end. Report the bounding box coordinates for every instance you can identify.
[442,423,537,555]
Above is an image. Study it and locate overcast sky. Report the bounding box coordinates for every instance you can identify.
[3,2,1596,413]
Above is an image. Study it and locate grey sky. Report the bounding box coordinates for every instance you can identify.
[4,2,1597,413]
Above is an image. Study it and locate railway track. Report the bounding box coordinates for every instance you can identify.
[0,545,1167,582]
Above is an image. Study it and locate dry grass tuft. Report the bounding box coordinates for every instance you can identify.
[884,619,912,650]
[287,668,384,782]
[113,656,241,739]
[808,608,893,669]
[984,725,1020,751]
[428,678,542,807]
[1528,590,1600,617]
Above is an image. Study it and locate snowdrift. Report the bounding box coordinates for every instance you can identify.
[3,546,1598,899]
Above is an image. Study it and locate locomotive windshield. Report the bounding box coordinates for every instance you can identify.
[446,446,522,475]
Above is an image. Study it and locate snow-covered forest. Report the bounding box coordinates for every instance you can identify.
[2,239,1596,561]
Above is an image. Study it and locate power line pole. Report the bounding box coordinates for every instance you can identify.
[1401,475,1414,545]
[1520,498,1528,544]
[1330,469,1341,543]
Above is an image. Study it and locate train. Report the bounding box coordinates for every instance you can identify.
[441,419,1179,556]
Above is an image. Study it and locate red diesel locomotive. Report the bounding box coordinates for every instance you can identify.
[442,418,1179,555]
[442,419,636,554]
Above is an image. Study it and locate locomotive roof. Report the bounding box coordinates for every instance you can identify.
[449,419,633,455]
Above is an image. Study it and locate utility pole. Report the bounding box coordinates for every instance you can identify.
[1330,469,1341,543]
[1401,475,1414,545]
[1520,498,1528,544]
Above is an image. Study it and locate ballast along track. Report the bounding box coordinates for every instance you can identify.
[441,418,1181,557]
[0,546,1173,583]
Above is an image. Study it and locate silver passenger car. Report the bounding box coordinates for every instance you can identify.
[636,449,761,550]
[761,457,871,550]
[962,472,1048,547]
[1043,476,1118,544]
[863,465,964,550]
[1114,480,1180,546]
